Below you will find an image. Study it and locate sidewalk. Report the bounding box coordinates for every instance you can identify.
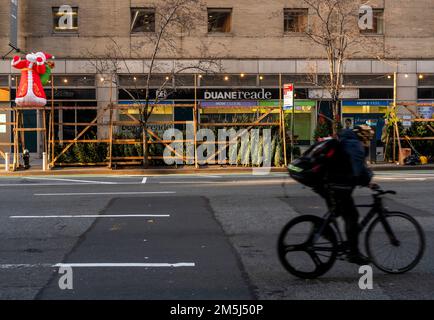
[0,157,433,176]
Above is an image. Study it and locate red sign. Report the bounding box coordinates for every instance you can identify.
[283,84,294,110]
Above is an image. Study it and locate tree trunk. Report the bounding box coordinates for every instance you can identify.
[143,124,149,168]
[332,99,341,137]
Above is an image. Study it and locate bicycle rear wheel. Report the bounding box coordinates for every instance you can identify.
[365,211,425,274]
[277,215,338,279]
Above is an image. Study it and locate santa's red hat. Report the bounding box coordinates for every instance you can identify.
[36,52,55,60]
[43,52,55,59]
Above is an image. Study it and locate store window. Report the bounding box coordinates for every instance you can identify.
[131,8,156,33]
[284,9,308,33]
[208,8,232,33]
[418,88,434,99]
[52,6,78,33]
[360,9,384,35]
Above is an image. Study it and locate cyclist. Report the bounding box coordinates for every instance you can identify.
[313,126,373,265]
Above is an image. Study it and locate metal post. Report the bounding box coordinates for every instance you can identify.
[42,152,47,171]
[4,152,10,172]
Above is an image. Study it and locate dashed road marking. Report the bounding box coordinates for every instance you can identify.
[9,214,170,219]
[34,191,176,196]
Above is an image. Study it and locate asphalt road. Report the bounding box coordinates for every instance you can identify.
[0,170,433,300]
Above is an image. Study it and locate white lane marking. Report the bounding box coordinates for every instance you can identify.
[10,214,170,219]
[159,181,216,184]
[196,175,222,178]
[25,177,117,185]
[142,177,148,184]
[0,263,195,269]
[0,183,128,187]
[54,263,195,268]
[34,191,176,196]
[0,264,53,269]
[376,177,428,181]
[160,179,295,185]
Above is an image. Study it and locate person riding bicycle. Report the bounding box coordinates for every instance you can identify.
[313,126,373,265]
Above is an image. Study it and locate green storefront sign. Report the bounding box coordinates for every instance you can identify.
[258,100,316,112]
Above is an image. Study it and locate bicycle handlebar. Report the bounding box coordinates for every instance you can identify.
[368,183,397,196]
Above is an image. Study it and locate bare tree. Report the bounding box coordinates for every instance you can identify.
[88,0,221,167]
[301,0,385,134]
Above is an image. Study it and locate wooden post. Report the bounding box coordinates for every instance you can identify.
[42,107,47,160]
[108,82,114,169]
[392,72,402,164]
[50,75,55,167]
[279,73,288,167]
[108,105,114,169]
[12,77,18,170]
[290,85,295,163]
[13,109,19,170]
[19,111,25,153]
[194,74,198,168]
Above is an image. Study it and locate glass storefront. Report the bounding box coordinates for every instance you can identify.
[342,100,392,143]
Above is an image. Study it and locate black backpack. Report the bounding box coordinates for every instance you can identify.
[287,139,338,188]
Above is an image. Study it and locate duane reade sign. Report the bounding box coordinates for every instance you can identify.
[204,89,273,100]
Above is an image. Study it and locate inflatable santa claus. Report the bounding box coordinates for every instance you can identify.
[11,52,55,107]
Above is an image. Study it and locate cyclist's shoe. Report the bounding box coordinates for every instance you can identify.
[346,252,371,265]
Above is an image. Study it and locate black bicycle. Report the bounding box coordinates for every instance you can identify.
[278,186,426,279]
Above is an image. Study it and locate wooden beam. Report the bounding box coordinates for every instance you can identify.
[205,109,276,163]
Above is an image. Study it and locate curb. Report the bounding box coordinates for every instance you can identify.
[0,165,433,177]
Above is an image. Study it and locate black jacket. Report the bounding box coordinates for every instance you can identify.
[324,130,373,186]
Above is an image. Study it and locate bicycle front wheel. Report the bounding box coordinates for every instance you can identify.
[365,211,425,274]
[278,215,338,279]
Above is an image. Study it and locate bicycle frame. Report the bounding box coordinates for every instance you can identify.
[317,194,398,249]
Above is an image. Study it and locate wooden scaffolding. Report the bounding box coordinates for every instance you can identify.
[4,74,289,170]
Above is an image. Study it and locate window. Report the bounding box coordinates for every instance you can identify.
[418,88,434,99]
[131,8,155,33]
[284,9,308,33]
[53,6,78,33]
[360,9,384,35]
[418,75,434,87]
[208,8,232,33]
[359,88,393,99]
[343,75,393,86]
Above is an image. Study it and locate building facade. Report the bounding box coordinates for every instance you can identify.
[0,0,433,158]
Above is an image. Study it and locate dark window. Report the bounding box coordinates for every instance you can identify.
[418,88,434,99]
[359,88,393,99]
[52,75,95,87]
[0,76,8,86]
[200,74,257,87]
[208,8,232,33]
[284,9,308,33]
[53,6,78,33]
[360,9,384,35]
[118,75,172,88]
[46,89,97,101]
[343,75,393,86]
[131,8,156,33]
[418,75,434,86]
[175,75,195,87]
